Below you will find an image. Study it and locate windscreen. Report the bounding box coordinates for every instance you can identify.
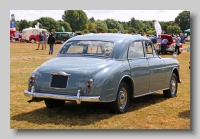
[59,40,114,57]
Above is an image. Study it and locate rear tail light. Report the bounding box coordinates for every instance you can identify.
[87,79,93,93]
[29,75,35,88]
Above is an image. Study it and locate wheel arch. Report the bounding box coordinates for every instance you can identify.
[29,37,36,43]
[172,67,181,83]
[120,75,134,99]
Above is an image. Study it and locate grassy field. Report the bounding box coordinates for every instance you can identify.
[10,42,190,129]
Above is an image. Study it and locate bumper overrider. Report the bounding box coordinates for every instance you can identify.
[24,86,100,104]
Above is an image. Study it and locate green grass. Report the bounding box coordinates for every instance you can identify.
[10,42,190,129]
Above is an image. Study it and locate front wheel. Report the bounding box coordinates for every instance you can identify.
[44,99,65,109]
[163,73,178,98]
[109,81,130,114]
[30,39,36,43]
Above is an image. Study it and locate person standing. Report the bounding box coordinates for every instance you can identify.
[14,31,20,42]
[36,32,44,50]
[47,33,56,54]
[43,31,48,49]
[175,34,181,55]
[161,38,168,54]
[156,34,162,43]
[180,33,185,44]
[145,34,150,52]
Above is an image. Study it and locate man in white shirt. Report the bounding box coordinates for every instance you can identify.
[156,34,162,43]
[175,34,181,55]
[14,31,19,42]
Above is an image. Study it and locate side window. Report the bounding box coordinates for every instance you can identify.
[61,33,69,38]
[145,41,158,57]
[128,41,144,59]
[57,33,61,39]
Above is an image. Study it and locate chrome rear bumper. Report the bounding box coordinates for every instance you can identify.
[155,47,183,52]
[24,87,100,104]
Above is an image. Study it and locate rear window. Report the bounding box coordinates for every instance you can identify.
[59,40,114,57]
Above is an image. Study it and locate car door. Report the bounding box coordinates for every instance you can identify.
[145,41,166,92]
[128,41,150,97]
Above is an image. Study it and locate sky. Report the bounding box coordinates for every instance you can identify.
[9,10,186,22]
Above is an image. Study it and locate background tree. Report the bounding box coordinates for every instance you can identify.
[146,29,156,35]
[89,28,97,33]
[167,25,182,34]
[104,18,124,32]
[118,21,129,30]
[82,29,89,34]
[130,17,136,28]
[87,22,96,30]
[88,17,95,23]
[130,18,145,32]
[128,27,136,34]
[142,21,154,31]
[57,20,72,32]
[16,19,31,31]
[13,11,189,35]
[95,20,108,33]
[108,28,118,33]
[32,17,59,33]
[174,11,190,32]
[62,10,88,31]
[138,28,144,35]
[160,21,175,34]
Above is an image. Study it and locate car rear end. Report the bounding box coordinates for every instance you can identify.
[155,34,183,54]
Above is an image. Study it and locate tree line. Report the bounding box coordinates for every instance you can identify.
[14,10,190,35]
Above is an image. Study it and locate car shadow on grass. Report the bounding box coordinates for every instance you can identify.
[11,93,167,127]
[178,110,190,119]
[128,93,167,112]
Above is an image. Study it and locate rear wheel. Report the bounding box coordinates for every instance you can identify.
[30,39,36,43]
[110,81,130,114]
[44,99,65,108]
[163,73,178,98]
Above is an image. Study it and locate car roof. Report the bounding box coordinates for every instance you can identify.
[68,33,150,42]
[62,33,151,60]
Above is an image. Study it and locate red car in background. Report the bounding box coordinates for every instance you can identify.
[155,34,183,54]
[10,28,22,41]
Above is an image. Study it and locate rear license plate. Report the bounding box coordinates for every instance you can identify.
[51,75,68,88]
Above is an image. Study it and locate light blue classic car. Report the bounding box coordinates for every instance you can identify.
[24,33,181,114]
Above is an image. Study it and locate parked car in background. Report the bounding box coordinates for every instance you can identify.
[54,32,70,44]
[54,32,82,44]
[155,34,183,54]
[10,28,22,42]
[24,33,181,114]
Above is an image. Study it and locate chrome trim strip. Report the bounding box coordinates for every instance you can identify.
[51,71,71,76]
[24,89,100,104]
[134,88,169,98]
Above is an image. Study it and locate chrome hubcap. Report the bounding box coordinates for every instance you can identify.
[171,77,176,95]
[118,87,127,110]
